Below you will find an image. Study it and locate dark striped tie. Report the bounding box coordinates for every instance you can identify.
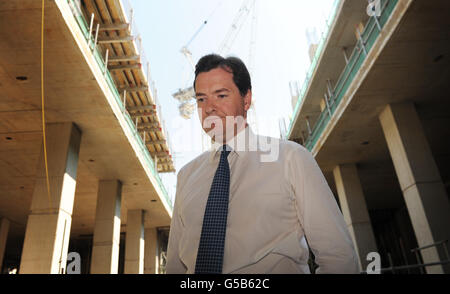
[195,145,231,274]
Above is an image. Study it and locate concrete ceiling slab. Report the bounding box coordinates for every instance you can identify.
[0,0,171,240]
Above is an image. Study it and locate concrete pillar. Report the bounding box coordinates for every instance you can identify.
[379,102,450,274]
[0,217,10,271]
[90,180,122,274]
[333,164,378,271]
[144,228,159,274]
[20,123,81,274]
[124,209,145,274]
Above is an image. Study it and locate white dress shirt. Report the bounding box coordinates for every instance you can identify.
[166,127,359,274]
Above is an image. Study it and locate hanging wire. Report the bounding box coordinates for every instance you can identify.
[41,0,53,208]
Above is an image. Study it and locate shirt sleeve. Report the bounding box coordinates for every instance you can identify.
[165,169,188,274]
[287,144,360,274]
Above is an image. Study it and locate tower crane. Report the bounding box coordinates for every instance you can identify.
[173,0,258,124]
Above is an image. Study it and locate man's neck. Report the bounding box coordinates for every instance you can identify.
[214,123,249,145]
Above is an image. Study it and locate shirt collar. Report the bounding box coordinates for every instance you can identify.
[209,126,258,162]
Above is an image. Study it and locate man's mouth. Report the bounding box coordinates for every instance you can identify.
[203,116,223,129]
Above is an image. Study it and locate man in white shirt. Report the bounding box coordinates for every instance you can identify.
[166,54,359,274]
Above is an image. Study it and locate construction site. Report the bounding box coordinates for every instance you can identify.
[0,0,449,275]
[288,0,450,273]
[0,0,174,274]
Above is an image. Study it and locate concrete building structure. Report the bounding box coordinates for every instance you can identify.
[288,0,450,273]
[0,0,172,274]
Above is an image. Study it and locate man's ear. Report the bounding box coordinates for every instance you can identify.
[243,90,252,111]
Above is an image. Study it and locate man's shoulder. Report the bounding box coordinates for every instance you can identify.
[255,133,310,157]
[177,150,211,180]
[280,137,309,154]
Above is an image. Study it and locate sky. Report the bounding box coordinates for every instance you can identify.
[128,0,336,203]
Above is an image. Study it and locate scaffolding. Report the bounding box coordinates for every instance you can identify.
[73,0,175,172]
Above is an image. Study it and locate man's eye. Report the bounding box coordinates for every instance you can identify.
[218,95,227,98]
[196,98,204,103]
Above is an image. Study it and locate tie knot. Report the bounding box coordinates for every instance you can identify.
[221,145,231,158]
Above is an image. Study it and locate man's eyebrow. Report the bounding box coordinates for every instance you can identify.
[213,88,230,94]
[195,88,230,97]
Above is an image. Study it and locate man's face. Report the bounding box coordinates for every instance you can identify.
[195,67,251,142]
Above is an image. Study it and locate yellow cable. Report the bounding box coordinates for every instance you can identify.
[41,0,52,207]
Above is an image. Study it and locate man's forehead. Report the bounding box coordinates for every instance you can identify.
[197,67,233,80]
[195,68,235,92]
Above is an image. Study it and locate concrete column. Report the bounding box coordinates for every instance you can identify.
[379,102,450,274]
[144,228,159,274]
[124,209,145,274]
[90,180,122,274]
[20,123,81,274]
[333,164,378,271]
[0,217,10,270]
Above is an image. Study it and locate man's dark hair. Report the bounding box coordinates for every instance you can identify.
[193,54,252,97]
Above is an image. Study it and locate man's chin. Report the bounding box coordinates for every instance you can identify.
[201,129,225,143]
[203,129,223,140]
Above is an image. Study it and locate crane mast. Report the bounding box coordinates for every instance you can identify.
[217,0,256,56]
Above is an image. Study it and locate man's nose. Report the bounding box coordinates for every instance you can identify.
[204,98,216,115]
